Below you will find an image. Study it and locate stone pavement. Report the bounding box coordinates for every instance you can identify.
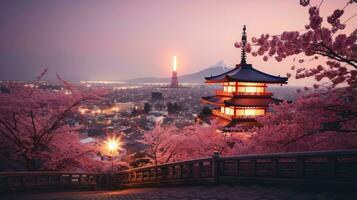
[2,185,357,200]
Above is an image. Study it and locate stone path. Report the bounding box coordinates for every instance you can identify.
[2,185,357,200]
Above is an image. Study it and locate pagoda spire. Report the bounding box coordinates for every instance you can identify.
[241,25,247,64]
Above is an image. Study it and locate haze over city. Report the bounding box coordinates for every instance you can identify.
[0,0,355,86]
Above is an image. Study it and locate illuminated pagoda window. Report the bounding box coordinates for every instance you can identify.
[200,25,288,130]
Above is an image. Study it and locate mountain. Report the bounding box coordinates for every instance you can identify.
[126,61,232,84]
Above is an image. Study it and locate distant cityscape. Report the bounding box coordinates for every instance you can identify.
[0,78,302,166]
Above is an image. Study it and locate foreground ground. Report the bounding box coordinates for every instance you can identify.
[3,185,357,200]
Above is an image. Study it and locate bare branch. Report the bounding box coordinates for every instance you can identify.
[30,111,37,137]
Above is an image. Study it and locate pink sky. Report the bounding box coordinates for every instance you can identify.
[0,0,355,86]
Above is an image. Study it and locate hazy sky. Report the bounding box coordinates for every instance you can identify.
[0,0,355,86]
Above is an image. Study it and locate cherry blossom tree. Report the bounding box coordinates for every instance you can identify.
[0,72,128,171]
[238,0,356,88]
[236,0,357,153]
[245,88,357,153]
[137,124,246,165]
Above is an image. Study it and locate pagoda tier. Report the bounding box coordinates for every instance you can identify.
[202,95,281,121]
[202,95,281,107]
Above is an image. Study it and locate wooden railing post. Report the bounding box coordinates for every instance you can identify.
[212,151,220,184]
[328,157,337,179]
[296,157,305,178]
[154,168,158,180]
[179,165,184,178]
[221,160,225,176]
[161,166,168,180]
[199,162,204,178]
[147,169,151,181]
[236,159,240,176]
[78,174,81,186]
[188,163,193,178]
[171,166,175,178]
[251,160,257,177]
[272,159,278,177]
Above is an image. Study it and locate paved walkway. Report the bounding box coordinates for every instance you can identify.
[3,185,357,200]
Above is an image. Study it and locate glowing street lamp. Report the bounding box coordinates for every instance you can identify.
[104,137,121,174]
[106,138,119,153]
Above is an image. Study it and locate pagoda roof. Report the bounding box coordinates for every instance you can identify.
[202,95,282,107]
[205,63,288,84]
[201,96,231,106]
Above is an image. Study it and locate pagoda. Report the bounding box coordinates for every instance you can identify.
[200,25,288,130]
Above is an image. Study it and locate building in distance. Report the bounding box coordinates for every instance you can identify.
[151,91,163,101]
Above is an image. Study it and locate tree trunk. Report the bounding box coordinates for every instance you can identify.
[25,157,36,171]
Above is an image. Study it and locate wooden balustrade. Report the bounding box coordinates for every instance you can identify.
[1,150,357,191]
[114,157,213,187]
[114,150,357,187]
[0,172,105,191]
[217,150,357,187]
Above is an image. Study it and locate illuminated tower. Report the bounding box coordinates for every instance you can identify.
[171,56,179,88]
[200,25,288,131]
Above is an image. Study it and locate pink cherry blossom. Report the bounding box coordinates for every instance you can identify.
[251,89,357,153]
[244,1,356,88]
[0,73,127,172]
[300,0,309,7]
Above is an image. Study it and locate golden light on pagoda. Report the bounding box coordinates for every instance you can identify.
[172,56,177,71]
[222,82,267,94]
[220,106,266,117]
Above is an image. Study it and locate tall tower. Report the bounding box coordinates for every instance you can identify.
[171,56,179,88]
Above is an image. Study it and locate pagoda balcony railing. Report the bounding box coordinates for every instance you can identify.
[212,109,257,120]
[215,90,272,97]
[212,109,260,120]
[233,115,256,119]
[212,109,232,120]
